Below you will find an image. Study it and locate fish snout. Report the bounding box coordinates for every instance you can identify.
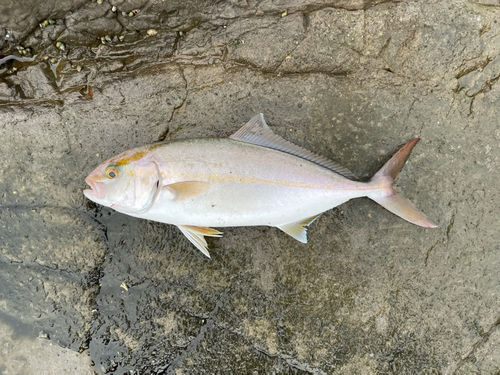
[84,177,107,200]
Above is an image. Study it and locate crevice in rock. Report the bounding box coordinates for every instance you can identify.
[424,238,440,266]
[158,64,189,142]
[0,254,85,278]
[252,345,328,375]
[165,293,226,374]
[303,12,310,32]
[446,211,455,242]
[455,55,490,80]
[446,90,457,119]
[456,316,500,372]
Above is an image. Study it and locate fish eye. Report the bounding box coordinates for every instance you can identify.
[105,165,119,179]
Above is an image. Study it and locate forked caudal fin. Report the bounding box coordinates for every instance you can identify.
[368,138,438,228]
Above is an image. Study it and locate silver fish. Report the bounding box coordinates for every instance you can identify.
[84,114,437,257]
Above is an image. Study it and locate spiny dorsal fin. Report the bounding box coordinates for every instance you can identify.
[277,214,322,243]
[177,225,223,258]
[230,114,358,181]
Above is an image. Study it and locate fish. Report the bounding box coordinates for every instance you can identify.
[84,113,437,257]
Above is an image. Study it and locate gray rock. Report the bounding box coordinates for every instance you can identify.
[0,0,499,374]
[277,9,364,74]
[228,13,306,72]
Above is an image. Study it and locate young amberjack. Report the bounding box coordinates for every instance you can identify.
[84,114,437,257]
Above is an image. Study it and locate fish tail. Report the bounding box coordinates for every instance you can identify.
[367,138,437,228]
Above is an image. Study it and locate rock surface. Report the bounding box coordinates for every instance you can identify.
[0,0,499,374]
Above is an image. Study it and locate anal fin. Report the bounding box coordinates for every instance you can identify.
[177,225,223,258]
[277,214,322,243]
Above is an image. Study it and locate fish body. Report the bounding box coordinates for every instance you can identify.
[84,114,437,257]
[127,138,373,227]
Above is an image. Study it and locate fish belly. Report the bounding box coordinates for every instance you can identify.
[142,184,354,227]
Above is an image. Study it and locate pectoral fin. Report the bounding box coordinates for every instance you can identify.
[277,214,322,243]
[164,181,211,201]
[177,225,223,258]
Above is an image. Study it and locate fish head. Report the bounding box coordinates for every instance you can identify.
[84,149,160,213]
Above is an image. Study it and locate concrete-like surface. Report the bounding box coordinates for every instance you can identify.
[0,318,93,375]
[0,0,499,373]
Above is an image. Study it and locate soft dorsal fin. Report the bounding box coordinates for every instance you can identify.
[277,214,322,243]
[177,225,223,258]
[230,114,358,181]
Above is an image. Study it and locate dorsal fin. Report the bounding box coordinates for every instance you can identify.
[230,114,358,181]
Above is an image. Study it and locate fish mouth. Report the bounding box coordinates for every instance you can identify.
[84,178,106,200]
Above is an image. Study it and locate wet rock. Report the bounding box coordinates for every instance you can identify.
[0,82,15,99]
[0,207,106,273]
[4,65,54,99]
[65,15,122,45]
[0,0,88,40]
[0,206,104,353]
[117,30,178,59]
[99,60,124,73]
[111,0,148,9]
[0,263,99,350]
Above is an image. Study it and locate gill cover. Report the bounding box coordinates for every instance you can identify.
[113,160,163,215]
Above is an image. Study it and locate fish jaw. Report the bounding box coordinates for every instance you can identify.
[84,177,107,201]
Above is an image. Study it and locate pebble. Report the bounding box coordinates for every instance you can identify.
[56,41,65,51]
